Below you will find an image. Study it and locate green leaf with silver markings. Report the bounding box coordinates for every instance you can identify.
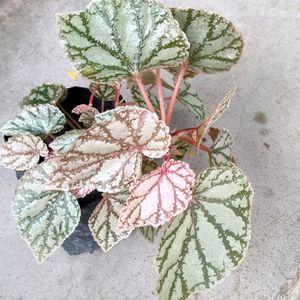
[90,82,115,102]
[57,0,189,83]
[172,140,189,161]
[131,85,160,115]
[21,83,67,107]
[171,8,243,77]
[178,81,206,121]
[142,158,158,175]
[156,166,253,300]
[49,129,84,155]
[13,161,81,262]
[140,225,161,243]
[209,128,235,167]
[89,191,132,252]
[1,104,66,136]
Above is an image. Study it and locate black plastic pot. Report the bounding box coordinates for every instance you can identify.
[8,86,117,255]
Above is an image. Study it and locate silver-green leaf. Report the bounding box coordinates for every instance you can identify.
[156,166,253,300]
[209,128,235,167]
[57,0,189,83]
[21,83,67,107]
[1,104,66,136]
[172,8,243,76]
[178,81,206,121]
[89,191,132,252]
[90,82,115,102]
[13,161,81,262]
[140,225,160,243]
[49,129,84,154]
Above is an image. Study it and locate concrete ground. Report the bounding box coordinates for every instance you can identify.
[0,0,299,299]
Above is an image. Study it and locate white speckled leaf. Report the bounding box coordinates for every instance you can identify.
[140,225,161,243]
[21,83,67,107]
[89,191,132,252]
[1,104,66,136]
[156,166,253,300]
[209,128,234,166]
[118,159,195,231]
[178,81,206,121]
[49,129,84,154]
[57,0,189,83]
[195,89,235,147]
[48,106,171,193]
[171,8,243,77]
[13,161,81,262]
[90,82,115,101]
[0,133,48,171]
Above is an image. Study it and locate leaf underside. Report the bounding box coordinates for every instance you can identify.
[1,104,66,136]
[13,161,81,262]
[57,0,189,83]
[156,166,253,300]
[171,8,243,77]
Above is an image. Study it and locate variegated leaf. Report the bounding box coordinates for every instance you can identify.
[131,85,160,116]
[172,140,190,161]
[195,88,235,146]
[49,129,84,155]
[209,128,235,167]
[48,106,171,193]
[140,225,160,243]
[21,83,67,107]
[57,0,189,83]
[89,191,132,252]
[1,104,66,136]
[90,82,115,101]
[171,8,243,77]
[142,158,158,175]
[72,186,94,198]
[0,133,48,170]
[79,107,100,128]
[118,159,195,231]
[13,161,81,262]
[94,110,115,123]
[156,166,253,299]
[178,81,206,121]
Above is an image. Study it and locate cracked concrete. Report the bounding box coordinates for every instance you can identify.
[0,0,299,299]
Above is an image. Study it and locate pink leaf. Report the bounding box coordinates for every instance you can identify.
[72,104,90,114]
[118,159,195,231]
[72,186,94,198]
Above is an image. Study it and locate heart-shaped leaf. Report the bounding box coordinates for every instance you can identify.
[90,82,115,102]
[89,191,132,252]
[49,129,84,155]
[79,107,100,128]
[118,159,195,231]
[21,83,67,107]
[48,106,171,193]
[209,128,235,166]
[0,133,48,170]
[1,104,66,136]
[195,88,235,146]
[140,225,161,243]
[178,81,206,121]
[171,8,243,77]
[13,161,81,262]
[57,0,189,83]
[156,166,253,300]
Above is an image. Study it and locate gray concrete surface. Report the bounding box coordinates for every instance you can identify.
[0,0,299,299]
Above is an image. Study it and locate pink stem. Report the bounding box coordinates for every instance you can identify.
[89,83,99,107]
[114,84,120,108]
[171,127,196,136]
[156,69,166,122]
[134,74,155,112]
[165,62,187,125]
[178,135,209,153]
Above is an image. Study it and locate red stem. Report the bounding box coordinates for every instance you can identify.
[171,127,196,137]
[134,74,155,112]
[178,135,209,153]
[156,69,166,122]
[89,83,99,107]
[114,84,120,108]
[165,62,187,125]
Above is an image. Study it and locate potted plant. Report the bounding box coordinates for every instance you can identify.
[0,0,253,299]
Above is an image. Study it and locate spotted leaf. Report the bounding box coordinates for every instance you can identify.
[118,159,195,231]
[13,161,81,262]
[48,106,171,193]
[21,83,67,107]
[156,166,253,300]
[57,0,189,83]
[171,8,243,77]
[178,81,206,121]
[89,191,132,252]
[195,88,235,147]
[49,129,84,155]
[209,128,235,166]
[140,225,161,243]
[1,104,66,136]
[0,133,48,171]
